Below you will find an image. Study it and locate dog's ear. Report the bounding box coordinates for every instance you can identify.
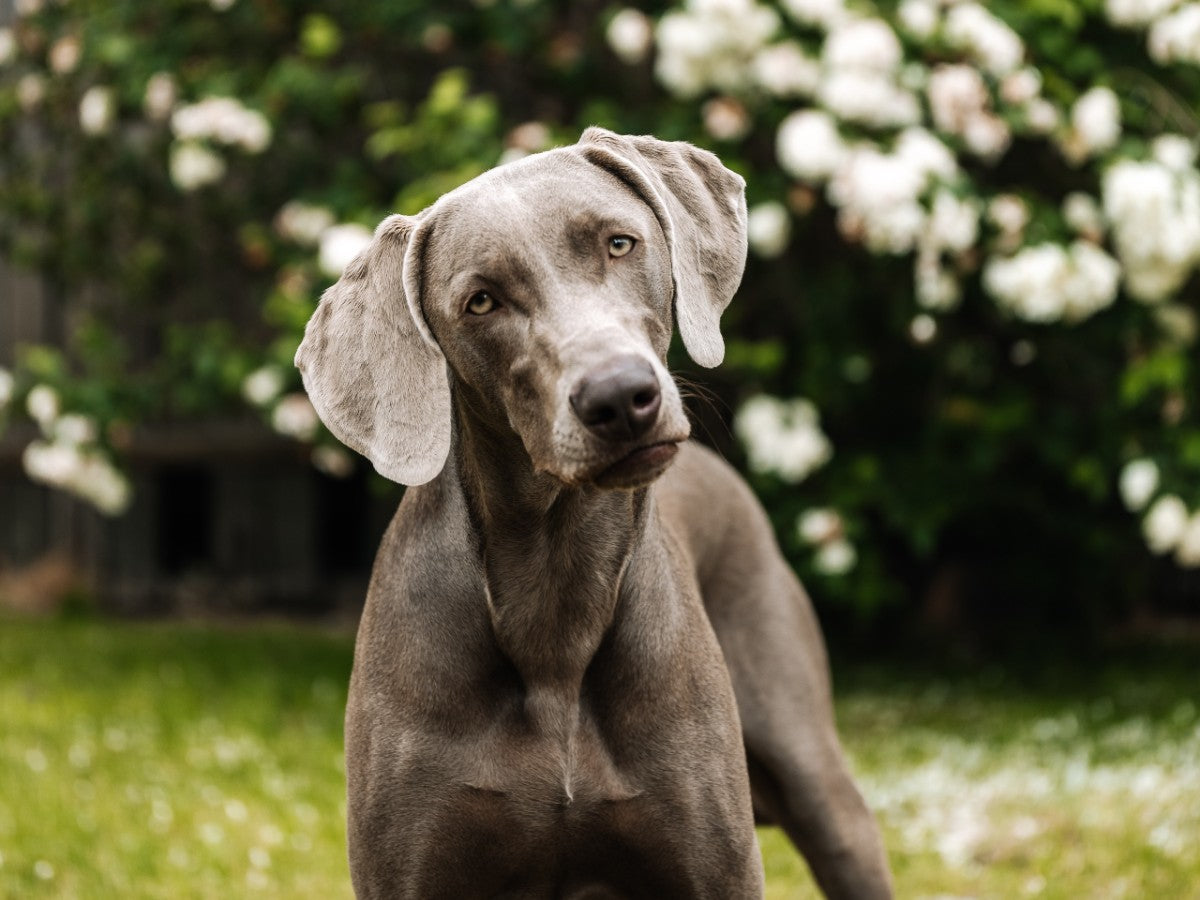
[577,127,748,368]
[295,214,451,486]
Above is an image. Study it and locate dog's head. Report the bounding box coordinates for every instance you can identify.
[295,127,747,489]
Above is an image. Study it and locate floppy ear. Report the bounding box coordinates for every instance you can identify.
[577,127,748,368]
[294,214,451,486]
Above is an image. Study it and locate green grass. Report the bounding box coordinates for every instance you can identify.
[1,617,1198,898]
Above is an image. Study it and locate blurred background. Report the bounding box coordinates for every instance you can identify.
[1,0,1199,896]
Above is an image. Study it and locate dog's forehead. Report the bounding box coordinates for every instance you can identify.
[427,149,653,248]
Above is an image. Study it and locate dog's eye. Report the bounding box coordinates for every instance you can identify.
[466,291,498,315]
[608,235,636,258]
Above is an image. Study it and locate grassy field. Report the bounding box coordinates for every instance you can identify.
[1,616,1198,899]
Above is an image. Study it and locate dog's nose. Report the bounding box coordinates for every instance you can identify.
[569,355,662,442]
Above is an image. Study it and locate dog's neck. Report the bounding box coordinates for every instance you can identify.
[448,398,648,727]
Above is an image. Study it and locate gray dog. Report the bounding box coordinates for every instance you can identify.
[296,127,892,899]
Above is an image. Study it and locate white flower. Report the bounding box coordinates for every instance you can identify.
[21,440,132,515]
[894,128,959,183]
[1154,303,1198,343]
[26,384,59,426]
[1119,460,1160,511]
[312,445,354,478]
[814,539,856,575]
[819,70,920,128]
[734,395,833,483]
[778,0,845,27]
[607,9,654,65]
[54,413,97,446]
[1143,495,1189,553]
[1152,134,1197,170]
[927,64,1010,159]
[987,194,1029,235]
[274,201,335,247]
[318,223,373,278]
[1070,87,1121,157]
[798,508,842,544]
[0,367,14,408]
[655,0,780,98]
[169,142,226,191]
[915,250,961,310]
[703,97,750,141]
[75,456,132,515]
[210,0,237,10]
[1105,0,1181,27]
[909,313,938,343]
[17,74,46,110]
[823,19,903,74]
[271,394,319,441]
[776,110,845,181]
[23,440,81,484]
[923,189,980,255]
[751,42,820,97]
[898,0,939,39]
[171,97,272,153]
[79,86,116,136]
[983,241,1120,323]
[1102,159,1200,303]
[1176,513,1200,566]
[1023,98,1060,134]
[143,73,177,122]
[0,28,16,66]
[1063,192,1104,237]
[944,4,1024,75]
[49,35,82,74]
[1148,4,1200,64]
[828,146,928,254]
[1000,68,1042,105]
[747,202,791,258]
[242,366,285,407]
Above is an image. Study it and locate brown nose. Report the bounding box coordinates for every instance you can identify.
[569,355,662,442]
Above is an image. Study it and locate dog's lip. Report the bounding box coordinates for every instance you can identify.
[593,440,680,487]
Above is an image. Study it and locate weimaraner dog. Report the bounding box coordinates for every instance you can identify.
[296,127,892,899]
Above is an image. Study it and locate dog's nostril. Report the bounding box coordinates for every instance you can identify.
[632,390,656,409]
[589,404,618,425]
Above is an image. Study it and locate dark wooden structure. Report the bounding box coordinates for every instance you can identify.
[0,259,398,615]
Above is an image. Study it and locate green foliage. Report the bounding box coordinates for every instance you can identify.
[1,0,1198,628]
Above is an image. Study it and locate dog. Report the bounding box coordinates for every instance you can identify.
[296,127,892,899]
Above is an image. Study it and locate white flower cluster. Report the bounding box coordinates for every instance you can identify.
[1104,0,1200,65]
[926,63,1010,160]
[171,97,271,152]
[167,96,271,192]
[655,0,781,98]
[1119,459,1200,566]
[982,241,1121,323]
[20,385,131,516]
[797,507,857,575]
[818,18,919,129]
[734,394,832,483]
[1101,157,1200,303]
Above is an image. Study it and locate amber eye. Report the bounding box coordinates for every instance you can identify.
[608,235,636,257]
[466,291,497,315]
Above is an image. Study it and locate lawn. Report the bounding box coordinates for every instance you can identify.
[1,616,1198,899]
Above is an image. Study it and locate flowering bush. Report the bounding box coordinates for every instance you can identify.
[1,0,1198,628]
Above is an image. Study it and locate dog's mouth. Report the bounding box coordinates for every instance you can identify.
[591,441,680,489]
